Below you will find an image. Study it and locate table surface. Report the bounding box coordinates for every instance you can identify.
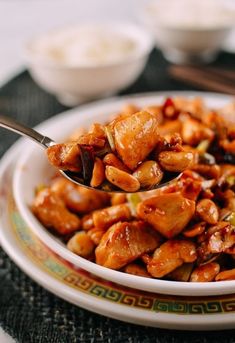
[1,48,235,342]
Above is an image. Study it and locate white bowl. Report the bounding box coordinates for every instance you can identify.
[13,91,235,296]
[140,0,235,64]
[25,23,153,106]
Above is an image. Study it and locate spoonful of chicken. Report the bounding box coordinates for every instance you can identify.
[0,111,194,193]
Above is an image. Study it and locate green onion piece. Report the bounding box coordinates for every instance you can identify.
[227,212,235,226]
[35,184,46,195]
[127,193,142,216]
[196,140,210,153]
[226,175,235,187]
[198,152,215,165]
[104,126,115,152]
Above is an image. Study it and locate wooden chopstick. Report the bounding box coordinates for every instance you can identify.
[168,65,235,95]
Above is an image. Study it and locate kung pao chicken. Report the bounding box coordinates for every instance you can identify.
[32,97,235,282]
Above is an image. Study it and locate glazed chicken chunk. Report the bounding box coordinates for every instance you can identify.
[32,188,80,235]
[113,111,160,170]
[137,193,195,238]
[95,221,161,270]
[147,240,197,278]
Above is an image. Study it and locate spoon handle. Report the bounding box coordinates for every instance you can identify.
[0,115,54,148]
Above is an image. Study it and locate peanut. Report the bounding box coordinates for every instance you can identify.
[158,151,194,172]
[90,157,105,187]
[196,199,219,225]
[105,166,140,192]
[67,231,95,257]
[133,161,163,189]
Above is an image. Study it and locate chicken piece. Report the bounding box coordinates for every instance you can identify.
[157,120,182,137]
[147,240,197,278]
[95,221,161,270]
[92,203,131,229]
[181,118,215,146]
[46,142,81,172]
[77,133,105,147]
[215,268,235,281]
[114,111,160,170]
[141,253,152,264]
[51,177,109,213]
[176,171,202,201]
[207,222,235,254]
[174,96,205,118]
[32,188,80,235]
[77,122,106,147]
[87,227,106,245]
[143,105,163,124]
[190,262,220,282]
[197,222,235,263]
[89,123,106,138]
[137,193,195,238]
[167,263,194,282]
[123,263,151,278]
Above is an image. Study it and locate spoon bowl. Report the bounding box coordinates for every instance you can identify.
[0,114,181,193]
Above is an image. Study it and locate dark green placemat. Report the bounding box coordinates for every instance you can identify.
[1,49,235,343]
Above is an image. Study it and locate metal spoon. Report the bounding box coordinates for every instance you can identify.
[0,115,181,193]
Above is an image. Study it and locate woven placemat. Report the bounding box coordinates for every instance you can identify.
[1,49,235,343]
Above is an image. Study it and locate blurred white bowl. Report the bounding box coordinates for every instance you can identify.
[141,0,235,64]
[25,23,153,106]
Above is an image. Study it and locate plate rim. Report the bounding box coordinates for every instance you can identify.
[11,90,235,296]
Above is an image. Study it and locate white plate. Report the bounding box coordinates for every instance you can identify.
[13,91,235,296]
[1,137,235,330]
